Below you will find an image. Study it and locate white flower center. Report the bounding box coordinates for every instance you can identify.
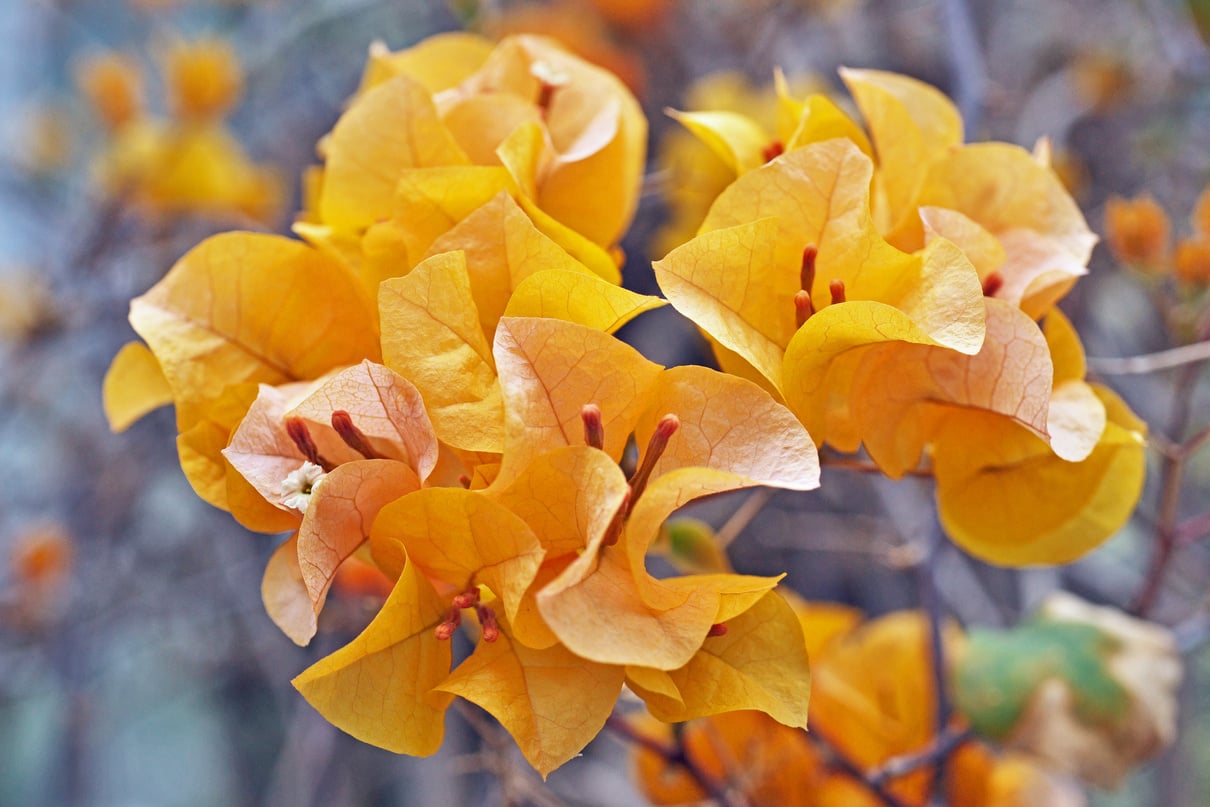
[280,461,326,512]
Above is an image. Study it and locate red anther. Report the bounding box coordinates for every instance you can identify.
[828,279,847,305]
[458,474,472,489]
[800,244,818,294]
[762,140,785,163]
[581,403,605,450]
[794,290,815,328]
[476,605,500,643]
[285,417,334,471]
[331,410,385,460]
[982,271,1004,297]
[707,623,729,637]
[451,586,481,610]
[434,607,462,640]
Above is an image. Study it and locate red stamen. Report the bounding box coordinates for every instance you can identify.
[331,410,385,459]
[628,415,679,512]
[285,417,334,472]
[451,586,481,610]
[476,605,500,643]
[800,244,818,294]
[828,279,847,305]
[435,607,462,640]
[458,474,471,489]
[982,271,1004,297]
[762,140,785,162]
[601,489,631,547]
[707,623,729,638]
[794,290,815,328]
[581,404,605,450]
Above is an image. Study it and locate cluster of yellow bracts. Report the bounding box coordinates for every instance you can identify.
[104,32,1145,775]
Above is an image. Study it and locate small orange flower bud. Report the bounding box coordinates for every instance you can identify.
[1104,194,1171,269]
[1191,186,1210,237]
[75,51,143,131]
[1174,237,1210,286]
[163,38,244,123]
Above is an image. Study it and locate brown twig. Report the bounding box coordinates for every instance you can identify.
[1087,340,1210,374]
[715,488,773,550]
[605,714,749,807]
[806,723,912,807]
[866,727,973,788]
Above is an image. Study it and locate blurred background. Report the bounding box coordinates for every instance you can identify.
[1,0,1208,805]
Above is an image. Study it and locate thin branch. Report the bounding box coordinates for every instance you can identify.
[605,714,748,807]
[1087,341,1210,374]
[866,728,973,788]
[715,488,773,550]
[806,723,912,807]
[918,532,952,800]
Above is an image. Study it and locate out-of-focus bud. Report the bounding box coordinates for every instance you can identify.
[1103,194,1171,270]
[1191,186,1210,236]
[75,51,144,131]
[1174,237,1210,286]
[954,592,1181,788]
[163,38,244,123]
[653,517,730,574]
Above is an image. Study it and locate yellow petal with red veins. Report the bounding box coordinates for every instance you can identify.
[785,95,873,157]
[843,299,1057,477]
[319,75,468,231]
[839,67,963,241]
[933,384,1145,566]
[357,32,494,95]
[293,561,453,756]
[371,488,544,624]
[426,193,577,310]
[296,459,421,626]
[289,360,440,481]
[391,165,515,263]
[435,622,624,777]
[129,232,379,431]
[492,317,663,482]
[920,206,1007,282]
[631,592,811,727]
[667,108,770,174]
[262,533,314,645]
[490,445,630,557]
[379,251,504,453]
[503,269,665,333]
[918,143,1097,264]
[103,341,173,432]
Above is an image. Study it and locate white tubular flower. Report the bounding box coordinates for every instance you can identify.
[279,461,327,512]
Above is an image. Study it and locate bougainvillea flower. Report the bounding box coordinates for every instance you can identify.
[655,138,988,447]
[75,50,144,131]
[222,360,439,644]
[95,119,283,223]
[930,311,1146,565]
[377,210,661,453]
[307,33,644,278]
[161,37,244,124]
[294,317,819,773]
[670,67,1095,319]
[633,602,1085,807]
[109,232,379,510]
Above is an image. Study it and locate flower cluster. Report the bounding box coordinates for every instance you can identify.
[654,68,1147,564]
[76,38,281,223]
[105,31,1145,773]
